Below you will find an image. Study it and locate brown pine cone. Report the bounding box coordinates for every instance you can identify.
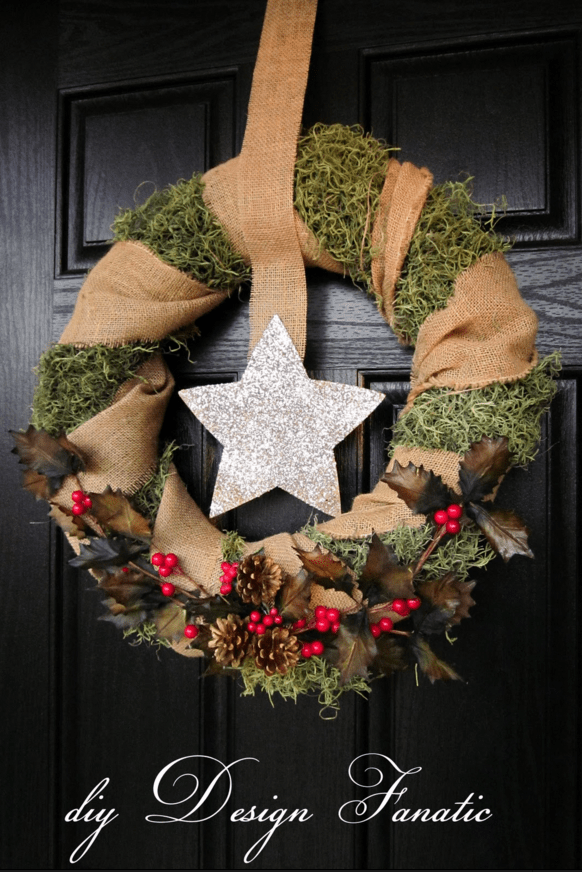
[252,626,301,676]
[208,614,250,668]
[237,553,283,606]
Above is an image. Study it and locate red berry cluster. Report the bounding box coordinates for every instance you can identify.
[301,640,324,658]
[434,503,463,535]
[71,490,92,515]
[151,551,179,579]
[219,561,238,595]
[247,606,284,635]
[184,624,199,639]
[313,605,341,634]
[370,616,394,638]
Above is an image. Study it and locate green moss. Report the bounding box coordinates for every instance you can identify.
[123,621,171,648]
[392,353,561,466]
[294,123,396,287]
[113,173,251,293]
[302,522,494,583]
[131,441,177,522]
[238,655,370,715]
[31,343,158,436]
[221,530,247,563]
[392,181,511,346]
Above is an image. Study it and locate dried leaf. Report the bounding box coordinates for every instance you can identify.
[295,546,356,597]
[276,569,312,620]
[372,633,407,677]
[412,604,456,636]
[410,636,462,683]
[467,503,534,562]
[153,602,186,641]
[22,468,52,500]
[416,573,476,627]
[186,595,246,623]
[98,568,160,608]
[382,460,455,515]
[359,533,415,603]
[88,487,151,541]
[10,426,84,495]
[69,536,147,571]
[459,436,512,503]
[49,504,88,540]
[100,599,147,629]
[327,612,377,686]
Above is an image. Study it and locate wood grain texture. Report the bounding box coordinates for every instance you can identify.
[0,5,57,870]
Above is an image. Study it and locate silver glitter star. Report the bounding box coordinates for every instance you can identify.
[179,315,384,518]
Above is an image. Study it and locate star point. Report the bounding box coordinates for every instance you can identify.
[179,315,383,518]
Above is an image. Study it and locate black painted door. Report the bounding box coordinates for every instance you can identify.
[2,1,581,869]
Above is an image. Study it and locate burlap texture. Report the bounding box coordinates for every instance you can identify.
[59,241,228,347]
[370,160,433,323]
[66,353,173,494]
[405,251,538,409]
[235,0,318,357]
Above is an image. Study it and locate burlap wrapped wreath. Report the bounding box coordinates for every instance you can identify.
[12,0,558,710]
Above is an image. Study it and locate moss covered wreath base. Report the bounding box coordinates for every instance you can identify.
[12,123,559,714]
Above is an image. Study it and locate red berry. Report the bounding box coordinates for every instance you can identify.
[225,565,237,579]
[151,552,165,566]
[311,640,324,656]
[370,623,382,638]
[220,561,230,572]
[293,618,306,629]
[71,490,84,503]
[82,497,93,509]
[434,509,448,525]
[326,608,340,623]
[231,562,239,571]
[161,582,176,597]
[184,624,198,639]
[314,605,328,620]
[121,567,129,573]
[407,597,421,610]
[446,503,462,519]
[158,565,173,578]
[315,618,331,633]
[269,607,279,616]
[250,611,261,623]
[392,599,410,616]
[446,519,461,535]
[263,615,274,627]
[255,624,266,635]
[220,583,232,595]
[274,615,283,625]
[164,553,179,568]
[331,621,340,634]
[71,503,85,516]
[247,622,257,633]
[379,617,394,632]
[301,643,313,658]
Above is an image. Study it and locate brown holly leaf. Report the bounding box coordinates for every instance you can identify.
[382,460,455,515]
[154,601,186,641]
[187,595,246,622]
[372,633,407,677]
[327,612,377,686]
[98,568,158,607]
[100,598,147,629]
[467,503,534,562]
[459,436,512,503]
[10,426,84,495]
[49,504,88,540]
[22,468,52,501]
[416,573,476,627]
[295,546,355,596]
[410,636,462,683]
[359,533,415,604]
[276,569,312,620]
[87,487,151,541]
[69,536,147,571]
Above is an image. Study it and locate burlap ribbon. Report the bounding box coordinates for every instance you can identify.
[54,0,539,651]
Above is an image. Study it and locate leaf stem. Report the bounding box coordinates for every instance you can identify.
[412,524,447,578]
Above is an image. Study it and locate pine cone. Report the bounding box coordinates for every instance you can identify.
[208,614,250,668]
[252,626,301,676]
[237,554,283,606]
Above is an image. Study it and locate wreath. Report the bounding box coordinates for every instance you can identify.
[11,0,559,713]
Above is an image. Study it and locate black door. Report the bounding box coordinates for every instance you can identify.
[2,1,580,869]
